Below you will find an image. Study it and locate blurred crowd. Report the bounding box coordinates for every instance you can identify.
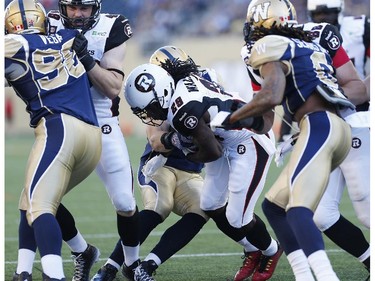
[4,0,370,52]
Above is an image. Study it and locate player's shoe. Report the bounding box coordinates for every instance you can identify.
[91,264,118,281]
[134,260,158,281]
[12,271,32,281]
[121,259,141,280]
[42,273,66,281]
[252,244,283,281]
[233,250,262,281]
[71,244,100,281]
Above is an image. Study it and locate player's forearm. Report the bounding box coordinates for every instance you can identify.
[340,80,368,106]
[88,66,123,99]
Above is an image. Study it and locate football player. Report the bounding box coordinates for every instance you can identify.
[124,56,282,280]
[239,1,370,279]
[92,46,211,281]
[5,0,102,280]
[12,0,141,280]
[214,0,356,280]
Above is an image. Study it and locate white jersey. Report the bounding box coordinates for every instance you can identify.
[340,15,370,79]
[48,12,133,119]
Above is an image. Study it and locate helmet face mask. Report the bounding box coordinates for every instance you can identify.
[58,0,101,30]
[125,64,175,127]
[5,0,48,34]
[307,0,343,24]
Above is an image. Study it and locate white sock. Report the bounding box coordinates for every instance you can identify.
[308,250,339,281]
[65,231,88,253]
[122,242,140,267]
[358,247,370,262]
[237,238,258,252]
[105,258,121,270]
[262,239,278,256]
[145,253,161,266]
[286,249,315,281]
[16,249,36,274]
[41,254,65,279]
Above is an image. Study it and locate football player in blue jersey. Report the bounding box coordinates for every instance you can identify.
[5,0,102,280]
[212,0,355,280]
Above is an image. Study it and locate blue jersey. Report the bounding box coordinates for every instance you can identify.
[5,29,98,127]
[249,35,350,117]
[140,142,204,173]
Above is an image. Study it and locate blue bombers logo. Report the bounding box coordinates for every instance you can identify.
[101,124,112,134]
[352,137,361,148]
[135,73,155,92]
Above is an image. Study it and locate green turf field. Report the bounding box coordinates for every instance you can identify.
[4,134,370,281]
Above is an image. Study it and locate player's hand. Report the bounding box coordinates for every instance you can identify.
[161,131,198,155]
[210,111,255,131]
[72,33,96,71]
[142,154,167,184]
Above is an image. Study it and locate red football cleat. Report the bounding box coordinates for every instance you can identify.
[252,245,283,281]
[234,250,262,281]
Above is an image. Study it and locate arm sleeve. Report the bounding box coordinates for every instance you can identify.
[104,14,133,53]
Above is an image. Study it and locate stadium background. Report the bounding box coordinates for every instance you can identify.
[4,0,371,139]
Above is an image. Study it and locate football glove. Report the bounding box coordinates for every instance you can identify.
[210,111,263,131]
[142,154,167,184]
[161,131,198,155]
[72,32,96,71]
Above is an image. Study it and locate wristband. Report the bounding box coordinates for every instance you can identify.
[80,53,96,71]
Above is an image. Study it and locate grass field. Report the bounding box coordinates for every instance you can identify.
[4,134,370,281]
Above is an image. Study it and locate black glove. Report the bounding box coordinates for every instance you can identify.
[72,33,96,71]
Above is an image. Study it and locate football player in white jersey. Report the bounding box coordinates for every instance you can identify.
[12,1,140,281]
[5,0,102,280]
[91,47,210,281]
[124,57,283,280]
[215,0,356,280]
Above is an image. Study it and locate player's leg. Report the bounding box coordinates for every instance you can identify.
[286,112,351,281]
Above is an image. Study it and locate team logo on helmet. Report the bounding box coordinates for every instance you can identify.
[134,73,156,93]
[250,2,271,23]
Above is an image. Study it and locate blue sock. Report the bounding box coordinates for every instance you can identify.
[262,199,300,255]
[32,213,62,257]
[286,207,324,256]
[19,210,37,251]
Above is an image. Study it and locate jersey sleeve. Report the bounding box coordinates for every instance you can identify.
[364,16,370,57]
[332,46,350,68]
[172,100,206,136]
[249,35,290,70]
[317,24,343,58]
[105,14,133,52]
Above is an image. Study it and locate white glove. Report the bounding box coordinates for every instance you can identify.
[210,111,231,131]
[274,134,299,167]
[142,154,167,184]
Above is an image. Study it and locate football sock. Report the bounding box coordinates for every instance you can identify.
[56,203,78,241]
[16,249,35,275]
[286,249,315,281]
[324,215,370,259]
[262,199,300,255]
[108,239,125,266]
[244,213,272,251]
[18,210,37,251]
[308,250,339,281]
[40,254,65,279]
[33,213,62,256]
[286,206,324,256]
[151,213,207,263]
[139,210,163,244]
[65,231,87,253]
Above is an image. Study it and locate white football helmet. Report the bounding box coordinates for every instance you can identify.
[246,0,297,28]
[124,63,175,126]
[5,0,47,34]
[307,0,344,14]
[58,0,101,30]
